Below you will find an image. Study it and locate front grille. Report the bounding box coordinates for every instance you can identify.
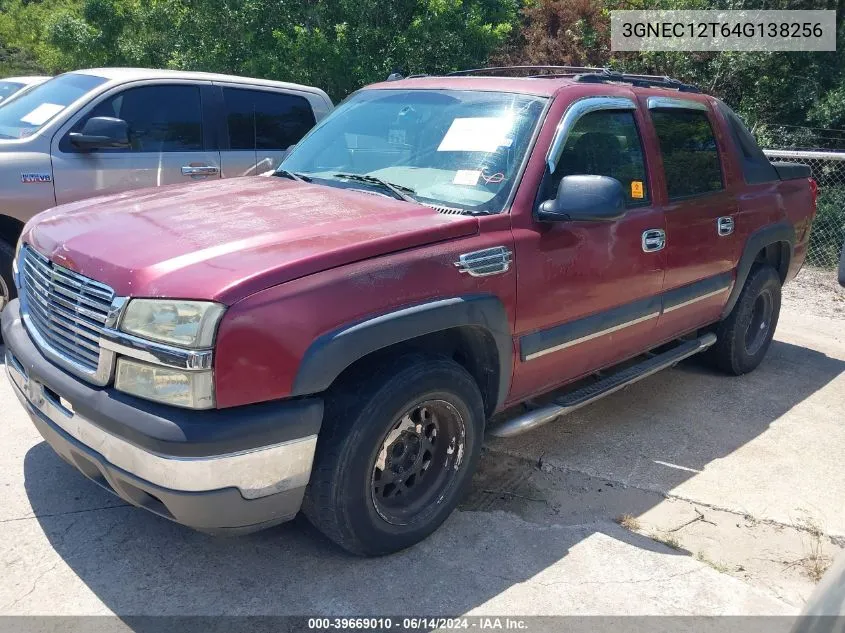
[20,246,115,375]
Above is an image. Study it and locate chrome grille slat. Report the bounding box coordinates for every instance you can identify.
[24,298,102,351]
[25,304,101,364]
[23,271,107,334]
[20,245,116,376]
[24,258,111,315]
[24,283,103,353]
[24,274,109,325]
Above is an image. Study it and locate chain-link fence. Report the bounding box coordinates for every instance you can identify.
[762,148,845,269]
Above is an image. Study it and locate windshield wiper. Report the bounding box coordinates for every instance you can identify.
[275,169,312,182]
[333,173,417,203]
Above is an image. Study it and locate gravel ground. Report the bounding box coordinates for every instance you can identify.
[783,267,845,321]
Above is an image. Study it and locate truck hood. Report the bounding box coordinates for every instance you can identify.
[24,177,478,304]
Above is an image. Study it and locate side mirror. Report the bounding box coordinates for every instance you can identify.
[537,175,626,223]
[69,117,130,150]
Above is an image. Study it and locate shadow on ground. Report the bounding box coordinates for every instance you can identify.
[21,339,844,618]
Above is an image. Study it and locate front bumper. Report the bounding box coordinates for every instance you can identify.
[2,300,323,534]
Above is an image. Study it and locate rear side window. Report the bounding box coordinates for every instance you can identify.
[66,84,204,152]
[552,110,649,205]
[223,88,316,150]
[717,101,778,184]
[652,110,723,199]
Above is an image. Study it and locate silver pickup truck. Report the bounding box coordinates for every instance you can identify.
[0,68,332,311]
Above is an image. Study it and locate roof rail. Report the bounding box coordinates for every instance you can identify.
[448,65,609,77]
[574,70,700,93]
[445,65,700,92]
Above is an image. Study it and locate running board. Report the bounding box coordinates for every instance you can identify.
[490,333,717,438]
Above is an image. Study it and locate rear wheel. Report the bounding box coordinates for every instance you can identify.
[303,354,484,556]
[705,264,781,375]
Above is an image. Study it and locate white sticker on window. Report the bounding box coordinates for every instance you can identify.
[453,169,481,186]
[437,117,514,152]
[388,129,406,145]
[20,103,65,126]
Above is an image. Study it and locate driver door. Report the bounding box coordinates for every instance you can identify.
[51,82,221,205]
[509,98,667,402]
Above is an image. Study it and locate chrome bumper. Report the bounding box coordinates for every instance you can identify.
[6,350,316,500]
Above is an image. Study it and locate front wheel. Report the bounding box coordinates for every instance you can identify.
[0,238,16,314]
[0,239,17,343]
[303,355,484,555]
[705,264,781,375]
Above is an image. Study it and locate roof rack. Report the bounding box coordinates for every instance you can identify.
[574,69,700,93]
[447,65,609,77]
[445,65,700,92]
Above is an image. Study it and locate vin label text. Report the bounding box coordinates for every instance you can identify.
[611,10,836,51]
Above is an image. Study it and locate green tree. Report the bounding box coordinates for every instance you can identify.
[2,0,519,101]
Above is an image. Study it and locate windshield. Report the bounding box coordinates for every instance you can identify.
[0,73,107,140]
[279,89,547,213]
[0,81,25,104]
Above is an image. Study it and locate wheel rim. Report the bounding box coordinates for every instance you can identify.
[370,399,466,526]
[0,274,8,312]
[744,290,773,356]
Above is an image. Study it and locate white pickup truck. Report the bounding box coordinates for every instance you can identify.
[0,67,332,311]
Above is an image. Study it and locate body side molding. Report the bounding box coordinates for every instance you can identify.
[520,296,662,362]
[520,272,734,361]
[291,295,513,409]
[662,272,733,313]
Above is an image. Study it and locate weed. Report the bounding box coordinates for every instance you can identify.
[615,514,641,531]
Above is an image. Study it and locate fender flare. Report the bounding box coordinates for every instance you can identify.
[722,221,795,319]
[291,295,513,410]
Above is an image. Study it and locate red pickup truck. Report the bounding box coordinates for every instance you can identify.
[2,67,816,556]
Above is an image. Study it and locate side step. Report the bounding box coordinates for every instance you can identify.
[490,333,717,438]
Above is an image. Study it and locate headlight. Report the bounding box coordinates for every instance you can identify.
[115,358,214,409]
[120,299,225,348]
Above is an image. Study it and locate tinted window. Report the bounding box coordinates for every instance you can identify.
[552,110,649,204]
[71,84,203,152]
[716,101,778,184]
[0,73,107,140]
[652,110,723,198]
[223,88,316,150]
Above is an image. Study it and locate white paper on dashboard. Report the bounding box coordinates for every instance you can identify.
[453,169,481,186]
[437,117,513,152]
[20,103,65,126]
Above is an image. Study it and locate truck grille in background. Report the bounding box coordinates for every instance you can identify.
[20,246,115,374]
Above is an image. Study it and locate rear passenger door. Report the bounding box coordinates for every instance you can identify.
[52,82,221,205]
[648,98,739,339]
[218,86,317,177]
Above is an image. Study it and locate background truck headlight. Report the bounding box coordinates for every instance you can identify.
[120,299,225,348]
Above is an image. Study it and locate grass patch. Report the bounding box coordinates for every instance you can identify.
[651,532,682,551]
[696,551,731,574]
[782,516,833,583]
[615,513,641,531]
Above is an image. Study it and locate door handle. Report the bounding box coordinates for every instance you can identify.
[181,165,219,177]
[642,229,666,253]
[717,216,734,236]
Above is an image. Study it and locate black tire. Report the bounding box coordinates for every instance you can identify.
[705,265,781,375]
[302,354,485,556]
[0,239,17,340]
[838,240,845,288]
